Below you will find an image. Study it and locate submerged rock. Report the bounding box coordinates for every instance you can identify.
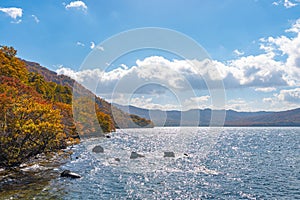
[130,152,145,159]
[164,152,175,158]
[92,145,104,153]
[60,170,81,178]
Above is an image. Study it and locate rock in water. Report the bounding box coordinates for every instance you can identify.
[61,170,81,178]
[92,145,104,153]
[164,152,175,158]
[130,152,145,159]
[105,135,111,138]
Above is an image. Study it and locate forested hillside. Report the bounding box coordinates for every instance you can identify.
[24,59,154,130]
[0,46,114,167]
[0,46,75,167]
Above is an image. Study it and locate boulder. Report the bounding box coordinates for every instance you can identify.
[60,170,81,179]
[164,152,175,158]
[92,145,104,153]
[130,152,145,159]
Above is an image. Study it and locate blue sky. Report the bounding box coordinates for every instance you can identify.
[1,0,300,111]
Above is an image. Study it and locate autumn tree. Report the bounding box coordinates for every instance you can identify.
[0,46,17,58]
[0,46,77,168]
[53,102,79,144]
[130,114,154,128]
[0,94,66,168]
[0,46,28,82]
[96,107,115,133]
[73,96,115,137]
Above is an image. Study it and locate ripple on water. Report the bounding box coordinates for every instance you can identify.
[2,127,299,199]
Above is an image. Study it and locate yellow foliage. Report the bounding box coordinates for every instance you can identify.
[73,97,115,137]
[0,94,65,167]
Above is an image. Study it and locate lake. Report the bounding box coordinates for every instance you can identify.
[1,127,299,199]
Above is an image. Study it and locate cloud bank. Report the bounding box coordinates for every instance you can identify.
[57,18,300,111]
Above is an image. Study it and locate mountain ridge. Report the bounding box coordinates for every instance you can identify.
[114,104,300,126]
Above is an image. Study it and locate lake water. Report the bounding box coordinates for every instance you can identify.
[1,127,300,199]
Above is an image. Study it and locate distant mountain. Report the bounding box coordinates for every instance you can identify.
[226,108,300,126]
[114,104,300,126]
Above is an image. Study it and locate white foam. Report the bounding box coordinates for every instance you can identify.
[21,164,48,171]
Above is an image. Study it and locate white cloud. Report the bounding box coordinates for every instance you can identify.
[11,19,22,24]
[31,15,40,23]
[277,88,300,103]
[272,0,298,8]
[65,1,87,11]
[0,7,22,19]
[257,88,300,111]
[76,41,85,46]
[90,42,95,49]
[255,87,277,92]
[128,96,181,111]
[284,0,297,8]
[226,98,253,111]
[219,52,287,87]
[96,46,104,51]
[89,42,104,51]
[263,97,273,103]
[57,53,300,111]
[256,88,300,110]
[57,56,188,94]
[56,67,103,84]
[121,95,211,111]
[183,96,211,110]
[233,49,244,56]
[259,23,300,86]
[57,52,294,96]
[286,18,300,33]
[191,96,210,102]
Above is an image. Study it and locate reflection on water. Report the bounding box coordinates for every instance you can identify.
[1,127,300,199]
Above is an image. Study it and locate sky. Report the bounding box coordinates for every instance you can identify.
[1,0,300,112]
